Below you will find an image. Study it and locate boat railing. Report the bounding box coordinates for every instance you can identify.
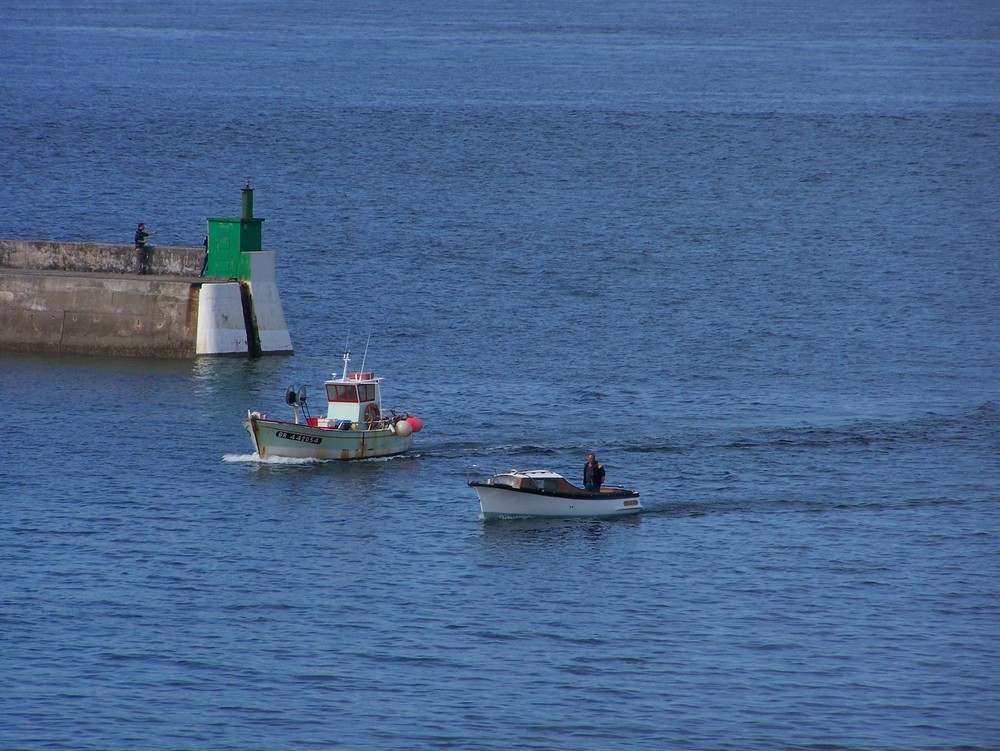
[466,464,501,486]
[296,412,412,432]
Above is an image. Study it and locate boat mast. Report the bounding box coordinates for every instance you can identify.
[357,333,380,414]
[358,333,372,375]
[339,331,351,379]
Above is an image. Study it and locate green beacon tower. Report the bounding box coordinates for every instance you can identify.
[205,181,263,280]
[195,183,293,356]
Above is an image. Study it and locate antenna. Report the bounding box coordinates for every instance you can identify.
[339,331,352,379]
[358,333,372,374]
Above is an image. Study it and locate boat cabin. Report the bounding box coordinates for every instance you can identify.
[323,371,382,425]
[492,470,582,494]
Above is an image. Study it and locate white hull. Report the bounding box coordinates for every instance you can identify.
[472,484,642,520]
[244,414,413,460]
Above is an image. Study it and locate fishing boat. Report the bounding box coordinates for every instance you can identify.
[243,346,422,460]
[469,469,641,520]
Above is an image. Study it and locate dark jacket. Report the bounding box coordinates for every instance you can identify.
[584,460,605,489]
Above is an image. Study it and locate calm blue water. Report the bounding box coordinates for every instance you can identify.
[2,1,999,749]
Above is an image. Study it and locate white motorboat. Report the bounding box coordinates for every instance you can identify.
[469,469,641,520]
[243,346,422,460]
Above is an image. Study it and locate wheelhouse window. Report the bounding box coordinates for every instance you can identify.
[326,383,376,402]
[327,384,359,402]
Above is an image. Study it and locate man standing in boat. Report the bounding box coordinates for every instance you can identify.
[584,453,605,492]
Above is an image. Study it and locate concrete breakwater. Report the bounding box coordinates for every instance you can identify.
[0,239,207,277]
[0,186,293,359]
[2,264,207,358]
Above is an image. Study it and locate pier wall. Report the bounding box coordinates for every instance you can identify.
[0,240,290,358]
[0,239,207,277]
[0,272,200,357]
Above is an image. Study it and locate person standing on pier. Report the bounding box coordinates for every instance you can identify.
[134,222,156,274]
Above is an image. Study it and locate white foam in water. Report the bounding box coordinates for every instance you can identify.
[221,453,415,464]
[222,453,321,465]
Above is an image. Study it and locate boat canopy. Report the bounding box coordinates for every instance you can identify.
[493,470,580,494]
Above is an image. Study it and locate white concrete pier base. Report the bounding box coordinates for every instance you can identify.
[196,282,249,355]
[248,251,293,354]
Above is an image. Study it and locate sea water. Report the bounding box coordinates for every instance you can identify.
[1,1,999,749]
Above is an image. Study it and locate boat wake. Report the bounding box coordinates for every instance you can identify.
[222,452,322,465]
[222,452,419,465]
